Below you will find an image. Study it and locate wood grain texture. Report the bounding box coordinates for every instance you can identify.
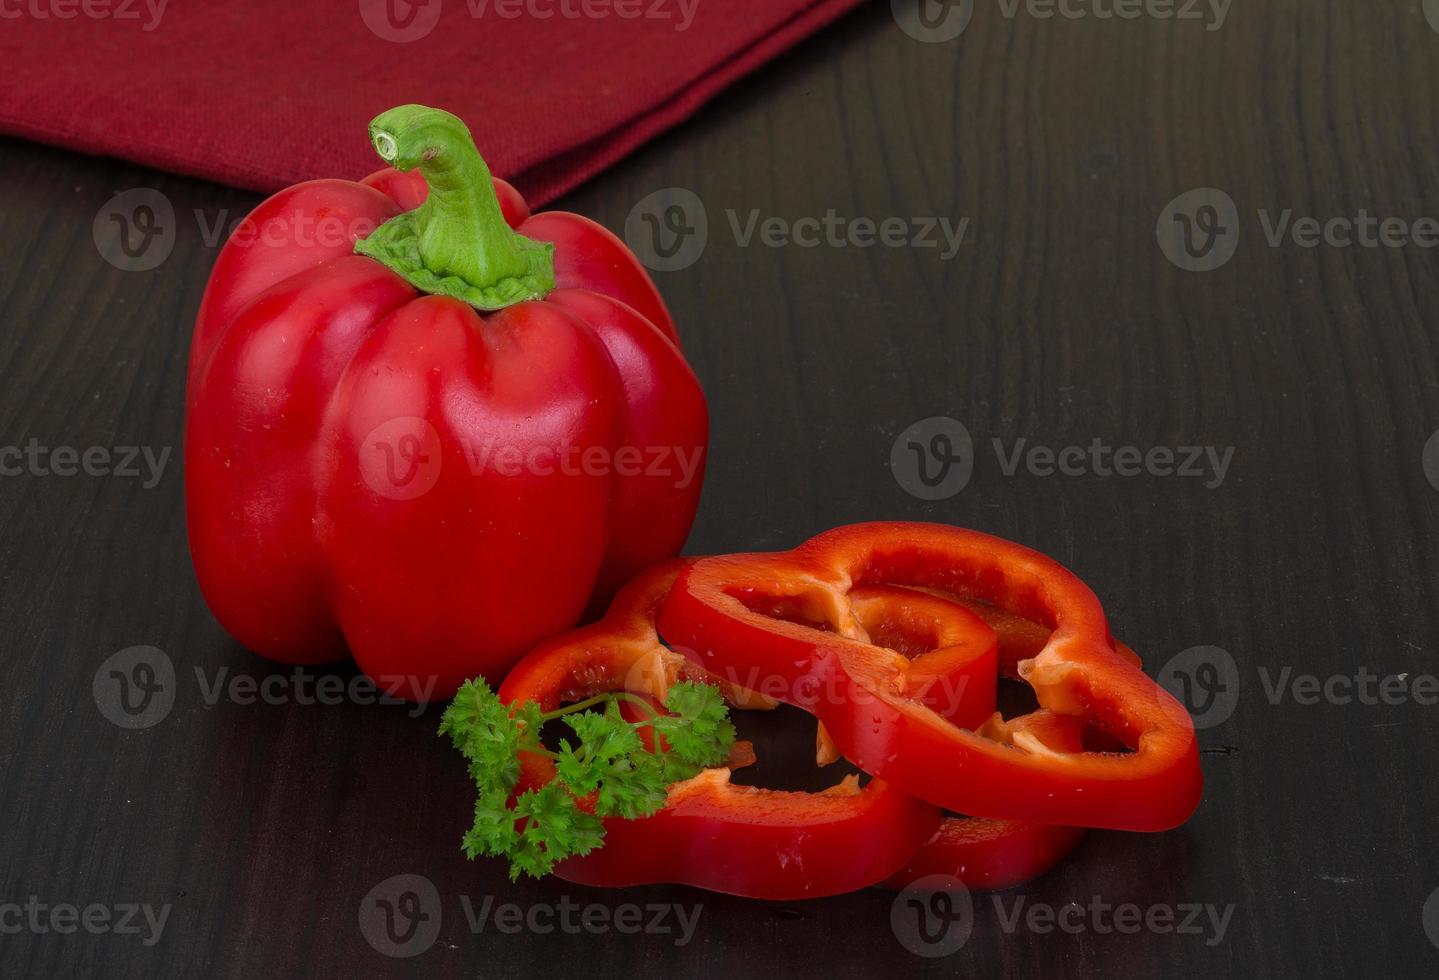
[3,1,1439,976]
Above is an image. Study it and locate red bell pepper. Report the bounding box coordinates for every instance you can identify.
[841,584,997,729]
[825,585,1089,890]
[499,561,940,900]
[499,560,1109,895]
[882,711,1089,890]
[185,104,707,698]
[658,522,1203,832]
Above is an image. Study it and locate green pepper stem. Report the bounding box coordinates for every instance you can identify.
[355,104,555,311]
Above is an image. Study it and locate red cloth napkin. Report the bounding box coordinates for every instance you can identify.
[0,0,862,204]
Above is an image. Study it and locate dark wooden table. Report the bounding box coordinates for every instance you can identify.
[5,2,1439,976]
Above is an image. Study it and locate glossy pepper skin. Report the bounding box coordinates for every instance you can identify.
[880,710,1089,890]
[659,522,1203,832]
[499,560,940,900]
[185,105,706,698]
[827,585,1090,890]
[501,560,1106,897]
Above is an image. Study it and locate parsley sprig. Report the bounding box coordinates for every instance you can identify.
[440,678,736,880]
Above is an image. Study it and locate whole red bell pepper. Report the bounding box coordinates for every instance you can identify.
[186,104,707,698]
[659,522,1203,832]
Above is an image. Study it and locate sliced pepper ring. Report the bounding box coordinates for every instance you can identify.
[843,586,1091,890]
[843,583,998,729]
[882,710,1089,890]
[497,559,941,900]
[658,522,1203,832]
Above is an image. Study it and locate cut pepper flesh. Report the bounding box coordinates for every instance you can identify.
[658,522,1203,832]
[497,560,941,900]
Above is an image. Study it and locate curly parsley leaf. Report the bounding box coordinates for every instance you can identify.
[440,676,735,880]
[461,792,520,860]
[509,784,605,880]
[440,679,529,795]
[651,681,737,767]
